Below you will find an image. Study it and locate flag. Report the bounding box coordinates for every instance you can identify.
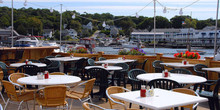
[182,21,186,25]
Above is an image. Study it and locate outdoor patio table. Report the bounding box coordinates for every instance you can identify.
[137,73,207,88]
[17,75,81,86]
[202,67,220,73]
[95,59,136,64]
[10,63,47,68]
[160,63,195,68]
[110,88,208,110]
[85,66,122,71]
[48,56,87,72]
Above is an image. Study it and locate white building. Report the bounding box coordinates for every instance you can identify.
[43,29,53,38]
[83,22,93,30]
[131,31,164,42]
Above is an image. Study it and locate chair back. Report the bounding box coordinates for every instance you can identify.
[9,73,26,86]
[114,63,129,72]
[75,58,86,70]
[50,72,65,75]
[98,57,106,61]
[0,61,8,73]
[15,64,40,76]
[142,59,148,70]
[0,71,3,82]
[39,58,52,66]
[147,78,181,90]
[193,64,208,78]
[90,57,96,61]
[87,68,109,89]
[82,78,96,98]
[213,78,220,110]
[2,80,18,101]
[106,86,126,109]
[43,85,67,106]
[128,69,146,91]
[47,61,61,72]
[88,58,95,66]
[172,88,199,110]
[169,68,192,74]
[129,61,138,70]
[45,56,55,58]
[152,60,164,73]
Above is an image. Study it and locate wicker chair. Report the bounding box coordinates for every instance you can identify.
[106,86,139,110]
[49,72,66,75]
[152,60,164,73]
[36,85,68,110]
[98,57,106,61]
[171,88,199,110]
[2,80,35,110]
[66,78,96,109]
[82,102,106,110]
[0,71,5,104]
[113,63,129,88]
[147,78,182,90]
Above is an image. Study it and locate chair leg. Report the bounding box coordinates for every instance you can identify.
[0,92,5,104]
[18,100,24,110]
[4,98,10,110]
[89,96,93,104]
[69,99,73,110]
[26,102,29,110]
[208,98,215,110]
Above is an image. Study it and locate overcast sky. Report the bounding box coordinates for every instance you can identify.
[0,0,218,20]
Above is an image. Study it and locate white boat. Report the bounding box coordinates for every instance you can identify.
[15,37,40,47]
[121,41,142,48]
[41,41,60,47]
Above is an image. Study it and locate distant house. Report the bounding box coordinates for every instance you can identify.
[43,29,53,38]
[61,29,78,39]
[110,27,119,37]
[67,29,77,38]
[0,29,20,45]
[83,22,93,30]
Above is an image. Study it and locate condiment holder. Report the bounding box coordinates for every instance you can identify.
[182,60,188,65]
[140,85,154,97]
[162,69,170,77]
[37,72,44,80]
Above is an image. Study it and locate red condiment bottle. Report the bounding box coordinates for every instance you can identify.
[184,60,187,65]
[25,59,28,65]
[44,71,49,79]
[140,85,146,97]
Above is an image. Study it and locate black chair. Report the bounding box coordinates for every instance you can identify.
[69,58,86,77]
[147,78,182,90]
[169,68,192,74]
[23,59,41,63]
[193,64,217,92]
[5,49,24,63]
[152,60,164,73]
[47,61,60,73]
[86,67,110,101]
[197,78,220,110]
[142,59,148,71]
[90,57,96,61]
[98,57,106,61]
[128,69,146,109]
[15,64,40,76]
[113,63,129,88]
[87,58,95,66]
[38,58,52,66]
[45,56,55,58]
[129,61,138,70]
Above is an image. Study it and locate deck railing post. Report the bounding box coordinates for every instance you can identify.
[156,53,163,61]
[205,57,215,80]
[98,51,104,60]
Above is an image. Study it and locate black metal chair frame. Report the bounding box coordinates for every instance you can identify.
[152,60,164,73]
[147,78,182,90]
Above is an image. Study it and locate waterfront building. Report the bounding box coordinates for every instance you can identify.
[130,31,164,42]
[0,28,19,46]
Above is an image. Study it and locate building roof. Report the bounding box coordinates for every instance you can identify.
[131,32,164,35]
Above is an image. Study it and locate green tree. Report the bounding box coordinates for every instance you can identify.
[69,20,82,32]
[183,18,197,28]
[170,16,189,28]
[54,30,60,40]
[27,17,43,35]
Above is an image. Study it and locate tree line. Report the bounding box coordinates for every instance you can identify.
[0,6,219,39]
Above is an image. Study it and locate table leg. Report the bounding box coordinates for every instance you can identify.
[59,61,64,72]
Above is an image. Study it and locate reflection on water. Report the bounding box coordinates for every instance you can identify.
[95,47,214,59]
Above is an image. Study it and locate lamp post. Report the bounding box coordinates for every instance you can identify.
[60,4,62,51]
[11,0,14,47]
[153,0,156,54]
[214,0,219,57]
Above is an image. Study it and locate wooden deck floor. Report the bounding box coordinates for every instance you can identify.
[0,84,210,110]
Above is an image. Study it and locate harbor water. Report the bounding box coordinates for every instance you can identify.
[95,47,214,59]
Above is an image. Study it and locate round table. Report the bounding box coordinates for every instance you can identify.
[85,66,122,71]
[10,63,47,68]
[137,73,207,84]
[17,75,81,86]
